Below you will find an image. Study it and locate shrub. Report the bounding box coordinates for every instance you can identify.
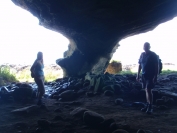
[118,70,137,75]
[44,69,63,82]
[16,66,63,82]
[0,66,17,85]
[105,61,122,74]
[161,69,177,75]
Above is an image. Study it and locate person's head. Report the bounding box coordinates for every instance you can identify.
[143,42,150,52]
[37,52,43,60]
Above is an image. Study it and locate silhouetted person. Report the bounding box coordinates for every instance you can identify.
[30,52,45,105]
[136,42,159,114]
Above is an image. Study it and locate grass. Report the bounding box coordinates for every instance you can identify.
[160,69,177,75]
[16,67,63,82]
[117,69,177,75]
[0,65,63,85]
[118,70,137,75]
[1,65,177,86]
[0,66,18,86]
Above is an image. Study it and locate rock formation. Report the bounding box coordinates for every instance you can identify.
[11,0,177,77]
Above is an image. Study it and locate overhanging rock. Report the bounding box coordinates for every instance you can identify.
[12,0,177,77]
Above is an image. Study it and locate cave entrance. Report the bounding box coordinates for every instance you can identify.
[0,1,69,81]
[108,17,177,74]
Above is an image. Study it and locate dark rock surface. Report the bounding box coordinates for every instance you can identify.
[83,111,105,126]
[11,0,177,76]
[0,73,177,133]
[112,129,129,133]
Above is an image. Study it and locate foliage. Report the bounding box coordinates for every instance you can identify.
[110,59,121,63]
[1,64,177,85]
[0,66,17,86]
[118,70,137,75]
[117,69,177,75]
[15,68,33,82]
[16,67,63,82]
[44,69,63,82]
[160,69,177,75]
[105,60,122,74]
[0,65,63,84]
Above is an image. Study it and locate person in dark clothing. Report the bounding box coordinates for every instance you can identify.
[30,52,45,105]
[136,42,159,114]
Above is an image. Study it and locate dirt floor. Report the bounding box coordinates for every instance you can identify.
[0,74,177,133]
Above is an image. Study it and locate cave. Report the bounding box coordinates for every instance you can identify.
[11,0,177,77]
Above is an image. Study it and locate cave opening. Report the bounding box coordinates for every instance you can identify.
[0,0,69,65]
[0,1,70,81]
[109,17,177,74]
[0,1,177,133]
[2,0,177,77]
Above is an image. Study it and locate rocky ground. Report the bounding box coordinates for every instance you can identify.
[0,73,177,133]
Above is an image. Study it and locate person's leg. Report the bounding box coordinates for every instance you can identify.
[145,79,154,114]
[146,88,153,105]
[34,78,39,98]
[141,75,149,112]
[35,77,45,105]
[38,77,45,99]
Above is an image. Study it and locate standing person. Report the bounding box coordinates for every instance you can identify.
[136,42,159,114]
[30,52,45,105]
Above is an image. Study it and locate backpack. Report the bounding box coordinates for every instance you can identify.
[159,59,162,74]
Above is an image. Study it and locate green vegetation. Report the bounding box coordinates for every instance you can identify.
[160,69,177,75]
[118,70,137,75]
[0,65,63,85]
[1,64,177,86]
[44,69,63,82]
[16,68,63,82]
[0,66,17,86]
[110,59,121,63]
[117,69,177,75]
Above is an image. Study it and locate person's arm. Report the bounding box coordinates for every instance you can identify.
[136,64,142,81]
[136,53,142,81]
[153,54,159,82]
[154,63,158,76]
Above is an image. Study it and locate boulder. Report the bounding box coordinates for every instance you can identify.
[157,105,169,110]
[83,81,90,87]
[115,98,124,105]
[117,124,130,131]
[86,92,94,97]
[137,129,146,133]
[162,96,174,105]
[114,84,123,95]
[11,105,39,114]
[145,130,153,133]
[112,129,129,133]
[70,107,88,117]
[53,115,64,121]
[77,89,87,96]
[59,90,76,101]
[12,87,33,101]
[37,119,51,128]
[102,85,114,92]
[104,90,114,96]
[100,118,116,129]
[83,111,105,126]
[131,102,145,108]
[110,123,118,131]
[156,99,165,106]
[94,77,104,92]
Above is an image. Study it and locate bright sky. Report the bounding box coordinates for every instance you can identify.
[0,1,69,65]
[112,17,177,65]
[0,1,177,66]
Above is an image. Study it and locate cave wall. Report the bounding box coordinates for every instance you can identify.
[11,0,177,77]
